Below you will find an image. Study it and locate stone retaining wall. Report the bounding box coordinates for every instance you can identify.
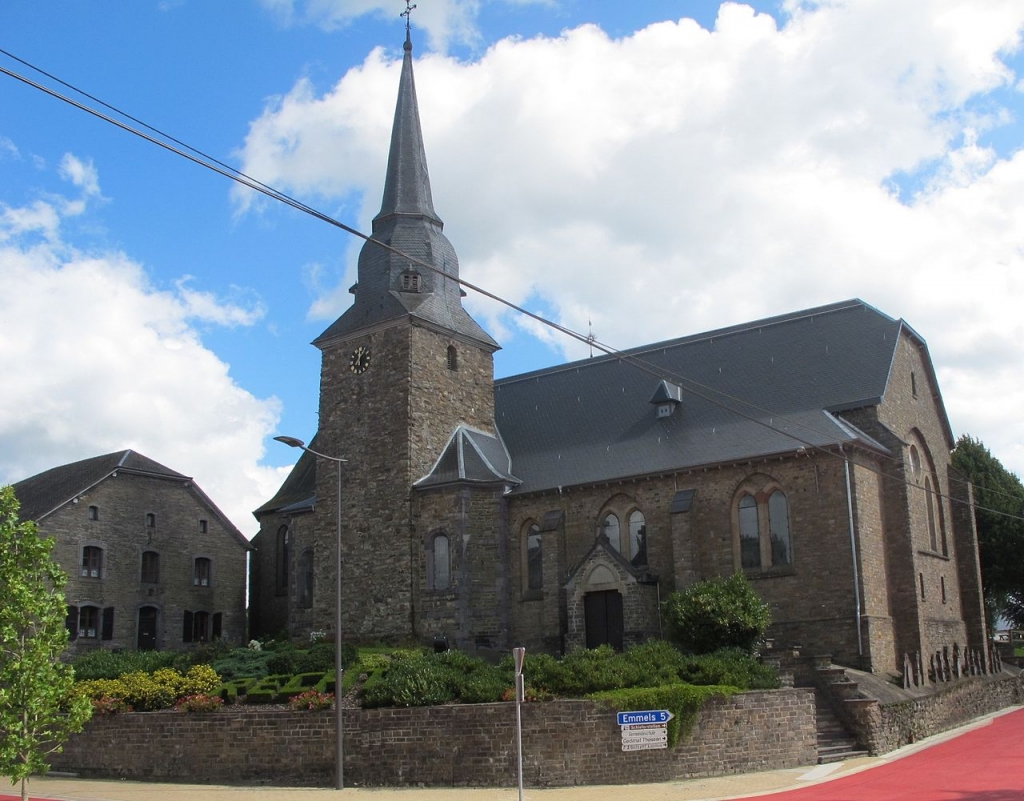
[50,690,816,788]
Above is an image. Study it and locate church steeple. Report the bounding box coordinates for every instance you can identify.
[314,26,497,352]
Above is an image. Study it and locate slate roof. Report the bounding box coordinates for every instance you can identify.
[11,449,251,549]
[414,426,520,490]
[253,446,317,518]
[313,34,497,352]
[494,299,936,495]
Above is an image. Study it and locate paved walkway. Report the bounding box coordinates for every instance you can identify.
[7,706,1022,801]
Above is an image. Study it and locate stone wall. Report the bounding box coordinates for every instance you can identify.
[50,690,816,787]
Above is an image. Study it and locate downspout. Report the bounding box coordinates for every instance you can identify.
[842,446,864,658]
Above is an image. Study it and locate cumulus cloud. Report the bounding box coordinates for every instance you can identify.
[234,0,1024,476]
[0,160,283,535]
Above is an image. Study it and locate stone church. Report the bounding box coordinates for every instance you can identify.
[249,30,987,675]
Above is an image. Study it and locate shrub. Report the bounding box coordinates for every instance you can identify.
[295,643,334,673]
[677,648,780,690]
[212,647,273,680]
[174,694,224,713]
[590,683,735,746]
[266,649,299,676]
[182,664,221,695]
[662,573,771,654]
[91,695,131,715]
[289,689,334,711]
[71,649,176,681]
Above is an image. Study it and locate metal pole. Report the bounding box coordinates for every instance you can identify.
[513,647,525,801]
[335,459,344,790]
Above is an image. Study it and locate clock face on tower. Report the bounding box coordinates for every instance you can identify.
[349,345,371,374]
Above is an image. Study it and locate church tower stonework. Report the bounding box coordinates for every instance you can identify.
[310,30,500,641]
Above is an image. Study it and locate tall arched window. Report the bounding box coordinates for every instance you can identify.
[275,525,290,596]
[298,549,314,608]
[432,534,451,590]
[446,345,458,371]
[603,513,621,552]
[526,523,543,591]
[925,477,938,551]
[768,490,792,566]
[738,495,761,569]
[628,510,647,568]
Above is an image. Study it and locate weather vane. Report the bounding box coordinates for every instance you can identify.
[401,0,417,33]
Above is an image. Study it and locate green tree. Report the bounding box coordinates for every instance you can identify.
[951,436,1024,629]
[0,486,92,801]
[661,572,771,655]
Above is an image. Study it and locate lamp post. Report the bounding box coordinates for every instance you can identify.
[274,435,347,790]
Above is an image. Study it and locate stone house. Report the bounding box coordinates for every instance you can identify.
[12,450,251,654]
[249,31,986,675]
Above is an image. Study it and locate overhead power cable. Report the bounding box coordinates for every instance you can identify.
[2,48,1020,524]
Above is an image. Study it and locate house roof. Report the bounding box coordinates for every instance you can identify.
[414,426,520,490]
[11,449,251,550]
[253,446,317,518]
[494,299,931,495]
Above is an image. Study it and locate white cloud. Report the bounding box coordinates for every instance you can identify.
[235,0,1024,476]
[0,185,282,536]
[59,153,102,198]
[259,0,482,52]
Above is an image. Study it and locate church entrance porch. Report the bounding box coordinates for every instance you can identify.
[584,589,624,650]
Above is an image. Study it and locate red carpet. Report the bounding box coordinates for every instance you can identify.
[748,707,1024,801]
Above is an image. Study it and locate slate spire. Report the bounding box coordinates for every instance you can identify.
[313,27,497,351]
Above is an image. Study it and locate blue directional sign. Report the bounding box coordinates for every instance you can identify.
[617,709,674,726]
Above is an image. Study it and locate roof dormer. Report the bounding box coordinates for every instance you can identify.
[649,379,683,418]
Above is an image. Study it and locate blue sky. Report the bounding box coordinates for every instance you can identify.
[2,1,1023,534]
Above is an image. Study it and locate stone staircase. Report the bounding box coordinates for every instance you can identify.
[814,688,868,763]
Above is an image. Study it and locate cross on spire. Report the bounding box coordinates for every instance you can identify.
[401,1,417,35]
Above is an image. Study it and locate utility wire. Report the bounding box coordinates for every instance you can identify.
[2,49,1021,525]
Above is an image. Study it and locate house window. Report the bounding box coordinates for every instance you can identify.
[526,523,542,591]
[199,519,208,534]
[431,534,451,590]
[81,546,103,579]
[734,483,793,572]
[193,557,211,587]
[88,505,99,520]
[602,513,621,552]
[401,272,421,292]
[184,610,210,643]
[146,512,156,528]
[447,345,458,371]
[141,550,160,584]
[628,510,647,568]
[275,525,290,596]
[298,549,314,609]
[79,606,99,639]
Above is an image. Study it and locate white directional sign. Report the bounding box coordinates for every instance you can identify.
[617,709,673,751]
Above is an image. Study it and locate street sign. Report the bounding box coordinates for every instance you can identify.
[616,710,674,726]
[621,727,668,751]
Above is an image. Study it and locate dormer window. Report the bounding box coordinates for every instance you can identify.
[401,272,422,293]
[649,379,683,418]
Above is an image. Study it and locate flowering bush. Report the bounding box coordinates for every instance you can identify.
[247,639,262,651]
[73,664,222,711]
[309,630,327,644]
[182,664,220,696]
[288,689,334,711]
[91,695,132,715]
[174,693,224,713]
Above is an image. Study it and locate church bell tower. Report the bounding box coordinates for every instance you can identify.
[309,24,500,640]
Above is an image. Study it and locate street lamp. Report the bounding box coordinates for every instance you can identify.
[274,435,347,790]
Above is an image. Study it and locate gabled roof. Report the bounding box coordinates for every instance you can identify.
[253,446,317,519]
[414,426,520,490]
[495,299,927,494]
[11,450,251,550]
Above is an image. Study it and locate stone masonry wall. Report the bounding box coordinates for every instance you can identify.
[50,691,816,787]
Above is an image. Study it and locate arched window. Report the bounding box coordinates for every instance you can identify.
[628,510,647,568]
[193,557,211,587]
[81,546,103,579]
[925,477,938,551]
[738,494,761,569]
[275,525,290,596]
[141,550,160,583]
[447,345,458,371]
[298,549,314,608]
[603,513,621,552]
[768,491,792,566]
[432,534,451,590]
[526,523,543,591]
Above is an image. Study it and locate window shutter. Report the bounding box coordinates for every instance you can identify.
[212,612,223,640]
[182,610,194,643]
[101,607,115,641]
[66,605,79,641]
